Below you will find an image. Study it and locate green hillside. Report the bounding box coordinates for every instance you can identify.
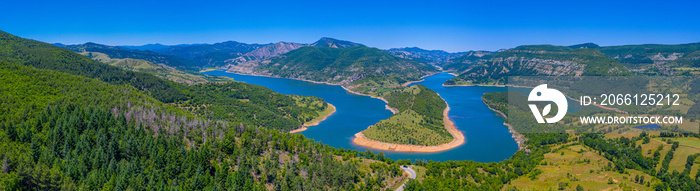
[80,51,230,84]
[480,92,700,191]
[0,31,414,190]
[442,50,494,73]
[362,85,451,145]
[153,41,266,60]
[3,30,699,190]
[61,43,201,69]
[445,45,631,86]
[0,31,547,191]
[0,62,185,126]
[598,42,700,66]
[673,50,700,68]
[0,62,406,190]
[254,46,439,94]
[0,30,328,132]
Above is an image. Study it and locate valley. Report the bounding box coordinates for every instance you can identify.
[2,28,700,191]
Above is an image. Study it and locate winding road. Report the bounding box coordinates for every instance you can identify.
[396,166,416,191]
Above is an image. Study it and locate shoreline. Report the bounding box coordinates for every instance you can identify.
[352,105,465,153]
[216,70,466,150]
[482,99,528,151]
[289,103,336,133]
[341,86,400,114]
[223,70,400,115]
[401,79,424,87]
[223,70,343,86]
[443,82,625,113]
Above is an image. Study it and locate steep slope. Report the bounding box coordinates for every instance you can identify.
[79,51,229,84]
[0,62,405,191]
[0,33,189,103]
[0,62,183,125]
[0,30,330,132]
[224,42,306,68]
[673,50,700,68]
[60,43,200,69]
[244,45,439,94]
[445,45,631,86]
[598,42,700,66]
[386,47,466,65]
[441,50,495,73]
[598,42,700,75]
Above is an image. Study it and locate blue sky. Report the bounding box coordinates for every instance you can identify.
[2,0,699,52]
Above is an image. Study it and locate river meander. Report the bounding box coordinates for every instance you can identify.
[204,71,519,162]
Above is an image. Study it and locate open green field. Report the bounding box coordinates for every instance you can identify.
[362,85,452,146]
[653,137,700,173]
[363,109,452,145]
[506,144,658,191]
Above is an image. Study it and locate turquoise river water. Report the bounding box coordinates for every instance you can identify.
[204,71,521,162]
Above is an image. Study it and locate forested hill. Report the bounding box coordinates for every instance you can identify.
[60,42,201,70]
[151,41,269,68]
[445,45,631,86]
[77,51,230,84]
[242,45,440,94]
[0,30,330,132]
[598,42,700,68]
[0,60,407,190]
[443,42,700,83]
[386,47,466,65]
[0,30,189,103]
[151,41,268,60]
[441,50,494,72]
[362,85,452,146]
[0,30,549,191]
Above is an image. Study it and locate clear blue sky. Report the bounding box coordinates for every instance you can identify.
[2,0,699,52]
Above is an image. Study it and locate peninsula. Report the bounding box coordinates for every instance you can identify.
[289,103,336,133]
[353,85,464,152]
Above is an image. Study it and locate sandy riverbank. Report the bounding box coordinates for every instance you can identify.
[289,103,336,133]
[352,105,465,153]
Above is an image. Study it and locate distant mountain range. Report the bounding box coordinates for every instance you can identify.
[386,47,466,65]
[59,43,201,70]
[224,41,306,67]
[231,45,439,94]
[443,42,700,86]
[445,45,631,86]
[57,37,700,89]
[441,50,494,72]
[119,43,171,51]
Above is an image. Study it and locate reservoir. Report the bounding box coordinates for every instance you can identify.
[204,71,519,162]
